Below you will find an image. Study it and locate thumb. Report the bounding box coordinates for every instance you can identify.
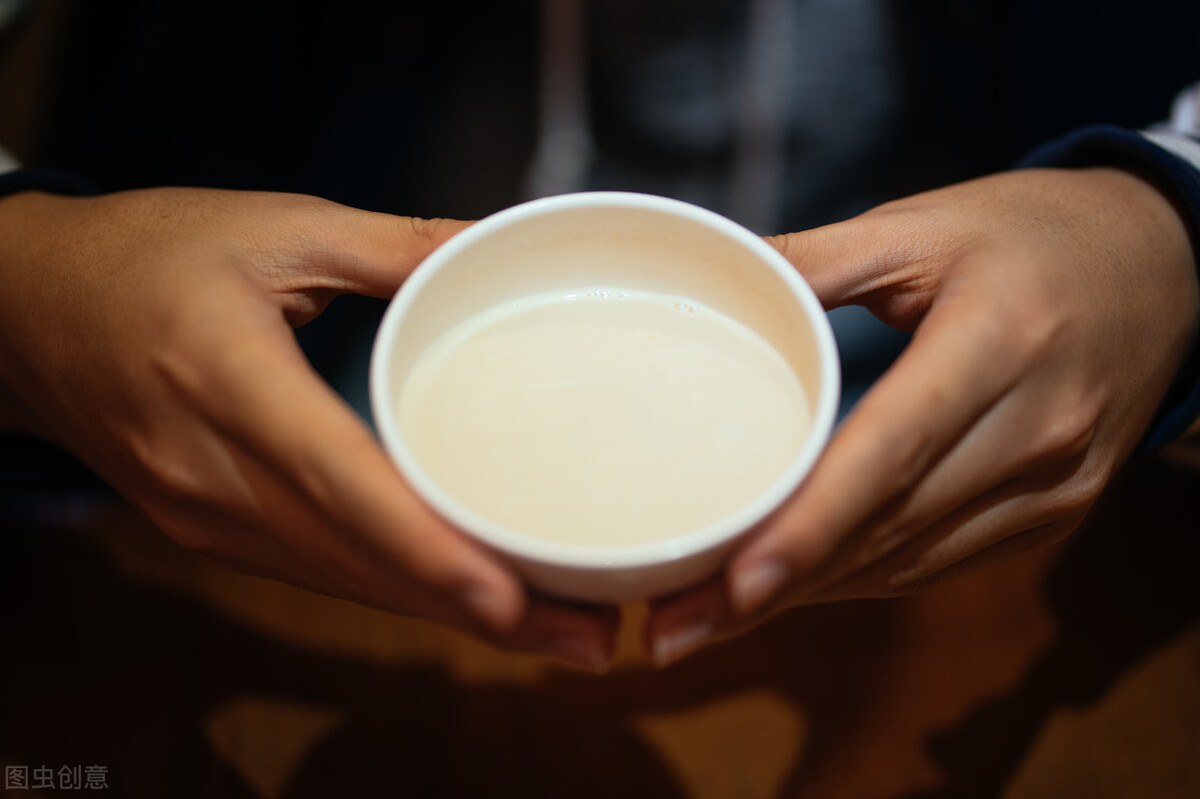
[764,221,876,309]
[301,207,473,299]
[765,211,934,311]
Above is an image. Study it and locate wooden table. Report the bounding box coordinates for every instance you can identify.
[3,448,1198,798]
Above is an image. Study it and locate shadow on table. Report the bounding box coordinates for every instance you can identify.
[0,521,688,798]
[2,456,1196,798]
[893,455,1200,799]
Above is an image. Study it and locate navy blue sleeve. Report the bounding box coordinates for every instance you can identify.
[1018,124,1200,451]
[0,166,99,199]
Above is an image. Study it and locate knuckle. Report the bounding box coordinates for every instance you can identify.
[401,215,462,248]
[404,215,440,241]
[764,232,803,263]
[995,310,1051,365]
[1072,469,1109,510]
[1037,405,1099,461]
[878,423,938,489]
[1016,316,1061,363]
[394,216,466,267]
[857,507,918,567]
[1046,466,1109,519]
[970,278,1064,366]
[128,433,203,504]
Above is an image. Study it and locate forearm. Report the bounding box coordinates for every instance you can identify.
[0,190,59,437]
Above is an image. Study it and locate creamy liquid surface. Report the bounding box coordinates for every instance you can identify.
[397,290,811,546]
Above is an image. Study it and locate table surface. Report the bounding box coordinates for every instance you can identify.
[3,448,1198,799]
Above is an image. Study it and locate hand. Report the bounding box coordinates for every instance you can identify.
[647,167,1200,664]
[0,187,615,671]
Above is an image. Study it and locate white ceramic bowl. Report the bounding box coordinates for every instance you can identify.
[370,192,839,603]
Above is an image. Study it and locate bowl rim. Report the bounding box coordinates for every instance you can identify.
[369,191,840,571]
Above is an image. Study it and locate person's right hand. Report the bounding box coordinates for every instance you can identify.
[0,187,615,671]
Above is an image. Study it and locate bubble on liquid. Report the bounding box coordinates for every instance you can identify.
[586,289,628,300]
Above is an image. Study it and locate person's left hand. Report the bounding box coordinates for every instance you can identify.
[645,166,1199,664]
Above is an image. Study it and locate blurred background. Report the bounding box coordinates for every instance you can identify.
[5,0,1197,420]
[3,2,1199,796]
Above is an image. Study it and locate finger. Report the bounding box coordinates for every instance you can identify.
[499,599,621,673]
[288,206,472,298]
[644,460,1087,667]
[159,425,501,622]
[827,521,1080,602]
[765,210,946,313]
[834,374,1098,582]
[813,468,1090,603]
[903,519,1077,592]
[725,278,1026,615]
[162,308,527,636]
[143,486,350,598]
[766,223,874,308]
[644,579,734,667]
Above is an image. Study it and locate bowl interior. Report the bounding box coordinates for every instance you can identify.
[372,194,838,569]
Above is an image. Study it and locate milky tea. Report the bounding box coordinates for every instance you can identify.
[396,288,811,547]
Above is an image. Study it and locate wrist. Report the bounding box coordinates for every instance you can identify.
[0,189,98,439]
[1020,125,1200,450]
